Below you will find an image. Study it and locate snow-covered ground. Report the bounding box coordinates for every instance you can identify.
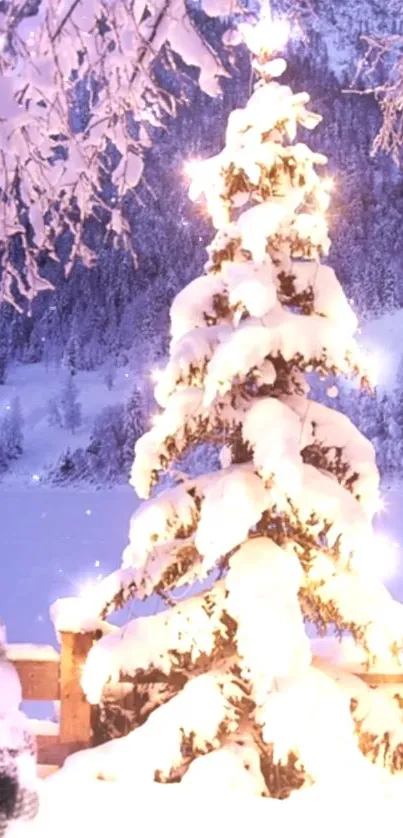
[11,770,403,838]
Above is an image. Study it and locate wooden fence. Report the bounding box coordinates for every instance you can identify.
[7,631,95,771]
[8,633,403,775]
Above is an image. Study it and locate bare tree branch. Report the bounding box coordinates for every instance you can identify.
[353,33,403,165]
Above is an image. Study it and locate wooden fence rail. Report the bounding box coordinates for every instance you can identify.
[7,631,94,770]
[8,633,403,774]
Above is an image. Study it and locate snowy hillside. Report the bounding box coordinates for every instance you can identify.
[0,305,402,488]
[0,363,144,485]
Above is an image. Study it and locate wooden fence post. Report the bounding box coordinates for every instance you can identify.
[59,631,94,753]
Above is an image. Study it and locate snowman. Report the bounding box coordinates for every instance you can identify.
[0,625,39,836]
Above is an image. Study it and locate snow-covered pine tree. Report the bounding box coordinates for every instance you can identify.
[0,397,23,461]
[47,397,63,429]
[61,15,403,797]
[103,359,117,392]
[60,374,82,434]
[123,386,146,476]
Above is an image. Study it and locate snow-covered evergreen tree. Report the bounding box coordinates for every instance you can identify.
[86,405,126,483]
[122,386,145,475]
[47,397,63,429]
[0,331,9,385]
[60,375,82,434]
[64,334,81,377]
[58,17,403,799]
[103,359,117,392]
[0,397,23,461]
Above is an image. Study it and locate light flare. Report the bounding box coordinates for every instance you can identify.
[353,532,399,582]
[239,15,290,58]
[184,159,203,180]
[150,368,163,384]
[322,177,335,192]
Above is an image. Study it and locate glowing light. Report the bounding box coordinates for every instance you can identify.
[354,533,399,582]
[239,15,290,57]
[151,368,163,384]
[31,474,40,482]
[77,581,97,599]
[364,350,383,388]
[184,159,203,180]
[85,508,92,516]
[322,177,335,192]
[373,494,389,515]
[377,535,399,581]
[315,188,331,212]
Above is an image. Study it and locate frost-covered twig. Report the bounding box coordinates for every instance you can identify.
[354,34,403,164]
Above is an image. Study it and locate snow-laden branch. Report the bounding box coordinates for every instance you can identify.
[81,581,236,703]
[0,0,235,306]
[65,668,251,783]
[355,34,403,164]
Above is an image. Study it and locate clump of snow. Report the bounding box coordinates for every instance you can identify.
[82,584,228,704]
[257,667,365,782]
[29,720,59,738]
[243,398,303,492]
[290,262,357,334]
[282,395,379,515]
[263,462,371,564]
[203,307,365,407]
[7,645,59,663]
[126,482,198,566]
[154,324,232,408]
[226,539,311,703]
[315,573,403,664]
[170,259,277,341]
[67,671,244,784]
[50,597,117,637]
[195,466,269,570]
[180,736,267,796]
